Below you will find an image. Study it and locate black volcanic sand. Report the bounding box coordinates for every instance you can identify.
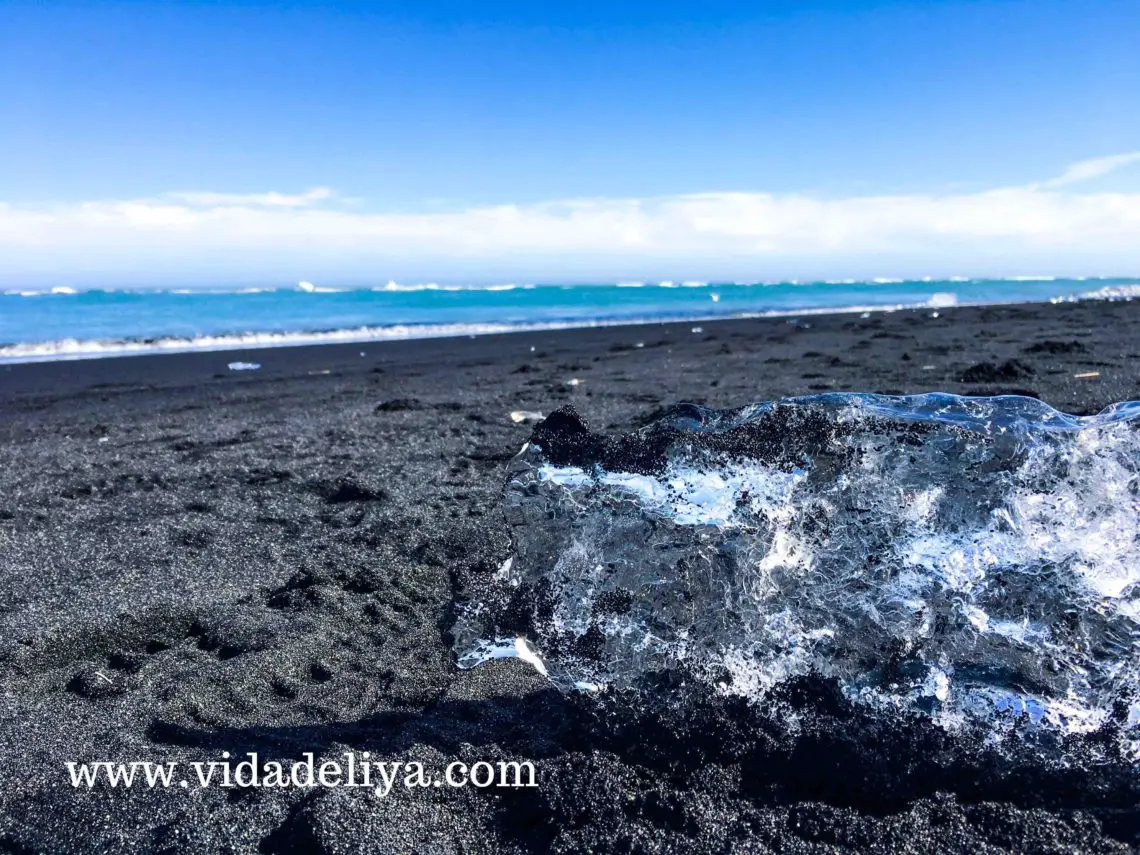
[2,299,1140,854]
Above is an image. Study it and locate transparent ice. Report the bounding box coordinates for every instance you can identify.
[454,394,1140,743]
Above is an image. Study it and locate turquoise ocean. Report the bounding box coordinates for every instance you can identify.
[1,277,1137,363]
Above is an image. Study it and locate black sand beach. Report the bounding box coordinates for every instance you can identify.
[2,299,1140,854]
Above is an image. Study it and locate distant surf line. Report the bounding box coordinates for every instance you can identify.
[3,276,1138,298]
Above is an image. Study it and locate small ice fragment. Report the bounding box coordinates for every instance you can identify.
[922,364,937,370]
[510,410,545,425]
[930,312,940,318]
[307,369,331,376]
[514,638,549,677]
[860,312,871,318]
[635,342,645,348]
[530,346,536,352]
[457,636,549,678]
[566,378,581,387]
[711,293,720,302]
[1074,371,1100,379]
[495,556,514,579]
[691,326,703,333]
[228,362,261,371]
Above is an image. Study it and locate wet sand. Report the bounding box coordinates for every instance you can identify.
[2,299,1139,853]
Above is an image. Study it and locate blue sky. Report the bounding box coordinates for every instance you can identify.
[1,0,1139,285]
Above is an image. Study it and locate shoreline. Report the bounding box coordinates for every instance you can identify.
[3,283,1137,365]
[4,299,1139,414]
[1,301,960,365]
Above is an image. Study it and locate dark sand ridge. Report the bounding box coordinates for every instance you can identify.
[1,298,1139,853]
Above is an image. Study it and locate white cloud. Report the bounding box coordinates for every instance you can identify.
[162,187,335,208]
[1039,152,1140,188]
[2,156,1139,283]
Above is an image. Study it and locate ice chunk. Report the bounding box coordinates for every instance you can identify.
[510,410,545,425]
[453,394,1140,741]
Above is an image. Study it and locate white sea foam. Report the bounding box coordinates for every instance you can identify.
[1079,284,1140,301]
[0,324,543,363]
[370,281,529,292]
[927,292,958,308]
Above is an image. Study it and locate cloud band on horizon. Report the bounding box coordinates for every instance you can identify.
[1,154,1138,284]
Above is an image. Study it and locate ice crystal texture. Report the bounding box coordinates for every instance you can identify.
[454,395,1140,738]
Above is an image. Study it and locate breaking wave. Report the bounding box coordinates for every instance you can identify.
[454,394,1140,754]
[0,323,542,362]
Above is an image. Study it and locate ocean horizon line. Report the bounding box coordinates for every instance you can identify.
[4,274,1140,297]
